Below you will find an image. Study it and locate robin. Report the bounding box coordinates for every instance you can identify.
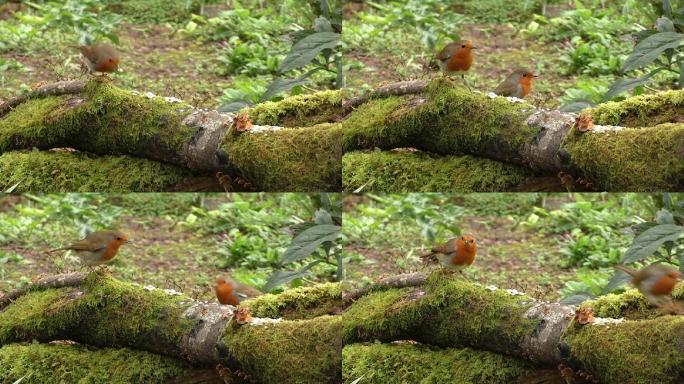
[214,277,262,306]
[49,230,130,268]
[493,68,538,99]
[435,40,476,89]
[72,42,120,75]
[421,235,478,274]
[615,264,680,306]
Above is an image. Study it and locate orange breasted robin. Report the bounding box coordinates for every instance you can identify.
[72,42,120,74]
[615,264,680,306]
[493,68,538,99]
[435,40,476,89]
[49,230,130,268]
[214,277,262,306]
[421,235,478,274]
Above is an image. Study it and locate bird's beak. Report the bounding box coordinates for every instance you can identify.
[533,75,540,78]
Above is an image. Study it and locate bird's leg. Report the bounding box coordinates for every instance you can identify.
[461,74,472,91]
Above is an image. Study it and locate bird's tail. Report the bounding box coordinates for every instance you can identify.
[420,251,437,263]
[614,264,638,277]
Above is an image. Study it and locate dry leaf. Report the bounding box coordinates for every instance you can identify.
[233,307,253,325]
[574,114,594,132]
[234,113,253,132]
[575,307,595,325]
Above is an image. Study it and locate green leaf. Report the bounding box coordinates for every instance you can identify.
[217,100,252,113]
[314,209,333,225]
[656,209,675,224]
[313,16,333,33]
[559,293,595,305]
[663,0,672,18]
[260,68,320,102]
[602,72,658,101]
[621,224,684,264]
[278,32,340,73]
[263,261,320,292]
[656,17,675,32]
[602,270,632,294]
[335,53,344,89]
[279,224,341,265]
[679,60,684,89]
[559,101,595,113]
[621,32,684,73]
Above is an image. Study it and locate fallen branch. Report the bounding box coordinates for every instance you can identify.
[0,79,341,191]
[0,271,341,383]
[342,272,427,305]
[0,80,85,118]
[343,273,684,384]
[342,79,684,191]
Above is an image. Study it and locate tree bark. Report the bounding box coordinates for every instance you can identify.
[343,272,684,384]
[0,271,341,384]
[342,79,684,191]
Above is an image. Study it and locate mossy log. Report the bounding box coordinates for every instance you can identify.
[0,79,342,192]
[343,272,684,384]
[342,79,684,191]
[0,271,342,384]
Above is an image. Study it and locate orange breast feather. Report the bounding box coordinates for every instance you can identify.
[448,50,472,72]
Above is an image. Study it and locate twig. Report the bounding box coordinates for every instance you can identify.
[0,80,86,118]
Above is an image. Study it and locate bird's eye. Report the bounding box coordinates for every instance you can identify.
[461,45,466,48]
[116,237,122,240]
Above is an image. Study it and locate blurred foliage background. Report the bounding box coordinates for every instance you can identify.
[0,193,343,299]
[343,193,684,303]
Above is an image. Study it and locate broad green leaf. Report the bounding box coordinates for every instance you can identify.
[656,17,675,32]
[622,32,684,73]
[602,270,632,294]
[680,60,684,88]
[656,209,675,224]
[314,209,333,225]
[278,32,340,73]
[621,224,684,263]
[217,100,251,113]
[559,293,595,305]
[263,261,320,292]
[313,16,333,33]
[559,101,595,113]
[663,0,672,18]
[602,73,656,101]
[260,69,320,102]
[279,224,341,265]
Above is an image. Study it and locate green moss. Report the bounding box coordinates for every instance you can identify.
[221,123,341,191]
[562,123,684,191]
[343,151,534,192]
[343,276,539,354]
[0,78,197,161]
[0,343,190,384]
[0,271,194,353]
[342,79,539,158]
[244,282,341,320]
[343,343,534,384]
[581,289,659,320]
[587,89,684,127]
[0,150,191,192]
[224,315,341,384]
[563,316,684,384]
[245,90,343,127]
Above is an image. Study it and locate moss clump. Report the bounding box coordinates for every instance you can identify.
[221,123,341,191]
[343,151,534,192]
[0,343,191,384]
[342,79,539,158]
[0,78,197,162]
[343,343,534,384]
[245,90,343,127]
[581,289,659,320]
[587,89,684,127]
[0,150,191,192]
[224,315,341,384]
[562,123,684,191]
[244,282,341,320]
[343,276,539,355]
[0,271,194,354]
[563,316,684,384]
